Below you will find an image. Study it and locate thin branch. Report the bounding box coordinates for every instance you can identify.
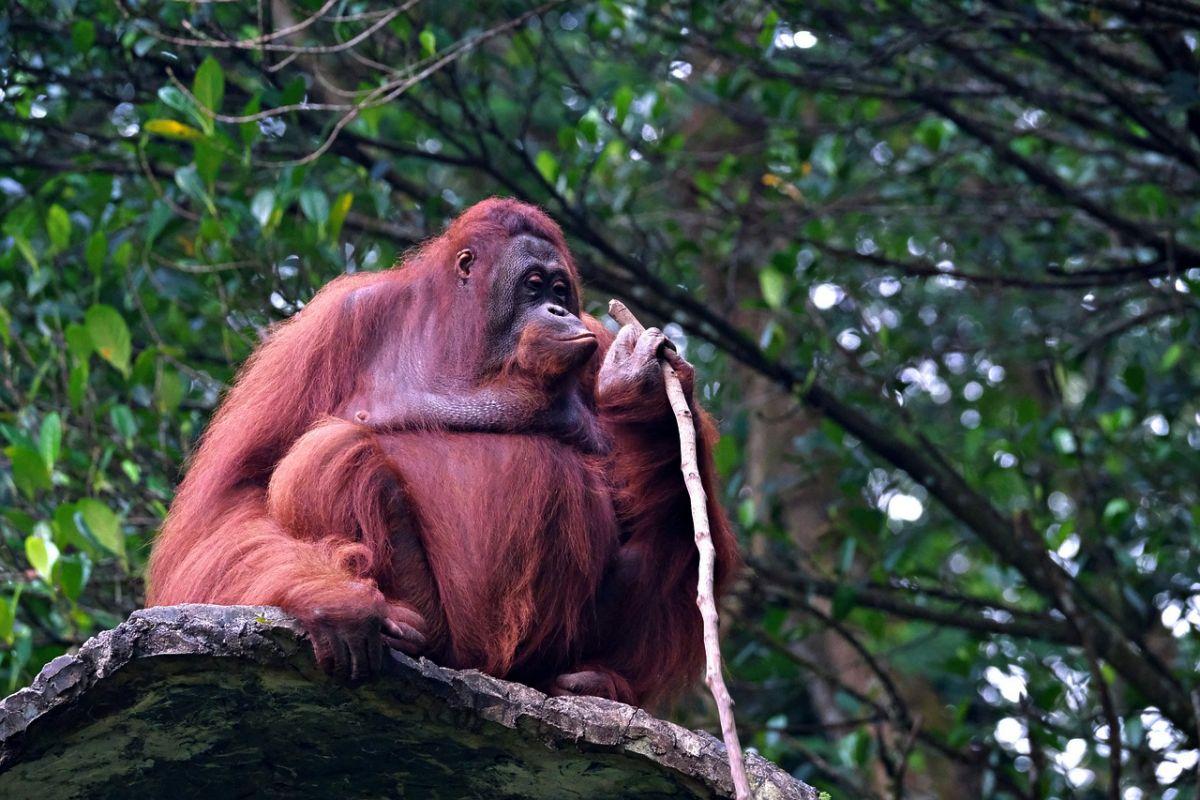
[608,300,751,800]
[136,0,411,53]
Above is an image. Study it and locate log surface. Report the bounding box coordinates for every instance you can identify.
[0,604,816,800]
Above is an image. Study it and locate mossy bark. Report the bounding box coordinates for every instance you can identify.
[0,605,815,800]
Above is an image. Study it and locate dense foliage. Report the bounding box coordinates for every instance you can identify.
[3,1,1199,797]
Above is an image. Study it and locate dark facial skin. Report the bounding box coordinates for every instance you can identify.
[344,233,605,451]
[482,233,597,379]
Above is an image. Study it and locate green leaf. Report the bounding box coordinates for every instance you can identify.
[736,497,756,529]
[578,114,599,144]
[0,306,10,347]
[114,239,135,268]
[1133,183,1168,218]
[110,404,137,442]
[145,118,204,141]
[39,412,62,470]
[240,94,262,146]
[65,323,93,361]
[1103,497,1131,526]
[24,535,59,582]
[1123,363,1145,394]
[76,499,126,563]
[56,554,90,601]
[68,361,89,409]
[758,10,780,47]
[9,230,37,269]
[280,77,306,106]
[195,140,224,186]
[713,435,739,478]
[300,187,330,226]
[1015,396,1039,425]
[51,502,78,548]
[832,585,858,620]
[193,56,225,114]
[0,590,17,645]
[759,268,787,309]
[837,537,857,574]
[328,192,353,240]
[85,230,106,273]
[6,446,52,498]
[142,213,175,259]
[613,86,634,124]
[419,29,437,57]
[47,204,71,251]
[158,85,208,130]
[84,304,131,376]
[535,150,559,183]
[158,85,191,113]
[1161,342,1184,370]
[915,117,950,151]
[1051,428,1076,455]
[174,164,213,214]
[2,510,35,537]
[155,368,185,414]
[132,346,158,387]
[251,189,276,229]
[71,19,96,53]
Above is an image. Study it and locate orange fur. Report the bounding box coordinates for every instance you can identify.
[147,198,740,705]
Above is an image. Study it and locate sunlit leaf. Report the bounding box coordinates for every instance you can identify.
[144,119,204,141]
[251,189,276,229]
[38,412,62,470]
[75,499,126,563]
[328,192,353,241]
[1103,497,1131,526]
[46,204,71,251]
[535,150,559,184]
[84,304,131,376]
[1161,342,1184,370]
[419,29,437,57]
[759,268,787,310]
[24,535,59,582]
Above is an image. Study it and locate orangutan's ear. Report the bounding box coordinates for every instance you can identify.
[456,249,474,282]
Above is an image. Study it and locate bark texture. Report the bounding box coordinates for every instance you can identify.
[0,604,816,800]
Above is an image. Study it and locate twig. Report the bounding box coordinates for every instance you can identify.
[607,299,752,800]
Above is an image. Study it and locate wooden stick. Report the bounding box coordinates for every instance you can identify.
[607,300,752,800]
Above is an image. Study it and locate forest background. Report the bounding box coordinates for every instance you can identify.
[3,2,1200,797]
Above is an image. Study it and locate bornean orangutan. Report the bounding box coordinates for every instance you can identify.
[147,198,740,706]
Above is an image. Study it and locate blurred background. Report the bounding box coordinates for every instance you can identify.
[2,1,1199,797]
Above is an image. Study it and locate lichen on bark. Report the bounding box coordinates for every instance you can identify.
[0,605,815,800]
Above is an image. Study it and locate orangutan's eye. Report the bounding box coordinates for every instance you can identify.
[552,281,569,300]
[525,272,545,291]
